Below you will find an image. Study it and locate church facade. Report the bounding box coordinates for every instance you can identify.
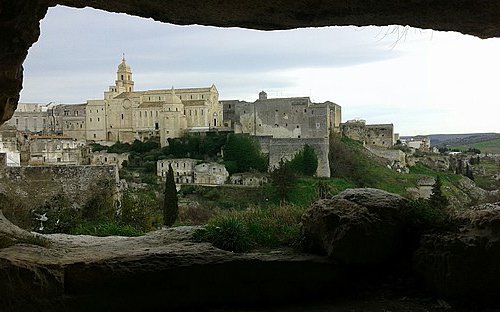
[86,58,223,146]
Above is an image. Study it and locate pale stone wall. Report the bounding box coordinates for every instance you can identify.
[0,164,119,211]
[259,137,330,178]
[86,100,107,141]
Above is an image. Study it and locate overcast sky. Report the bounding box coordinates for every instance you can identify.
[20,5,500,136]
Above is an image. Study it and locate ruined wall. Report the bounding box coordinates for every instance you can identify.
[365,124,394,147]
[0,164,119,210]
[259,137,330,178]
[342,121,394,148]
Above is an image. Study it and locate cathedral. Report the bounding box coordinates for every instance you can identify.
[85,57,223,146]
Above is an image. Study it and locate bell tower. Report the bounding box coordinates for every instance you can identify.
[116,55,134,93]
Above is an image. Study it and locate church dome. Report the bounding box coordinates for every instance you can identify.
[118,57,131,72]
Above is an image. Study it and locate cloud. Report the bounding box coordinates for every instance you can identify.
[20,5,500,135]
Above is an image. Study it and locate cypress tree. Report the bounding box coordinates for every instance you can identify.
[163,164,178,226]
[429,176,449,209]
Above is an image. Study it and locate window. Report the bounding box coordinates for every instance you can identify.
[93,134,96,138]
[121,75,124,80]
[97,118,100,122]
[90,118,93,122]
[121,114,124,120]
[201,109,204,116]
[296,125,300,128]
[304,109,307,113]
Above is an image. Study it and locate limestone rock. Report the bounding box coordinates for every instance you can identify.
[413,203,500,303]
[0,211,339,311]
[302,188,409,265]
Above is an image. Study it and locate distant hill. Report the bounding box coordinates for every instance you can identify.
[401,133,500,148]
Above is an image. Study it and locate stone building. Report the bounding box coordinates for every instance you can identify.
[222,91,341,139]
[156,158,229,185]
[229,172,268,186]
[341,119,395,148]
[91,151,129,169]
[27,136,88,166]
[157,158,198,184]
[86,57,223,146]
[0,125,21,166]
[5,103,51,134]
[48,104,87,140]
[407,136,431,151]
[193,162,229,185]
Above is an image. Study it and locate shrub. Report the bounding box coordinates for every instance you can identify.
[121,190,161,232]
[194,217,251,252]
[194,205,305,252]
[404,198,447,228]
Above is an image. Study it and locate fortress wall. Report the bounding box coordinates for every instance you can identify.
[265,138,330,178]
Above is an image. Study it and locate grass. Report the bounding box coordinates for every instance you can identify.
[71,221,144,237]
[193,205,305,252]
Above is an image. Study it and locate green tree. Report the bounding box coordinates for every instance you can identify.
[270,159,297,205]
[429,176,449,209]
[289,145,318,176]
[163,164,179,226]
[223,134,268,174]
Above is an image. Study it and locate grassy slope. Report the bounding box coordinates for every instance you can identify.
[452,138,500,154]
[336,137,471,209]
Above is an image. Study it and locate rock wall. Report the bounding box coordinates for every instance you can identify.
[0,164,119,210]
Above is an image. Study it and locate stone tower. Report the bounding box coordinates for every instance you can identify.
[115,56,134,93]
[259,90,267,100]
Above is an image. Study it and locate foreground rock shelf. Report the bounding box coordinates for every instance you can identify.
[0,216,340,311]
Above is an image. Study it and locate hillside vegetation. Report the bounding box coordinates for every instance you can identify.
[453,138,500,154]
